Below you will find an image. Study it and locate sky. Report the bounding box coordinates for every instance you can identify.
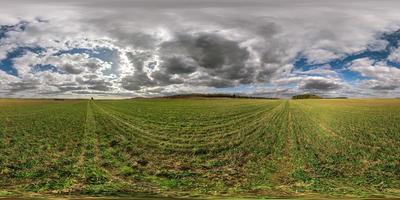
[1,0,400,98]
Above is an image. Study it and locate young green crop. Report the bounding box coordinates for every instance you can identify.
[0,98,399,198]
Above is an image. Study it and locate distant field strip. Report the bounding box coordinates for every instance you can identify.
[0,99,399,197]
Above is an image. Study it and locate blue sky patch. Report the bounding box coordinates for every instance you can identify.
[0,21,28,41]
[293,29,400,82]
[0,46,45,76]
[31,64,60,73]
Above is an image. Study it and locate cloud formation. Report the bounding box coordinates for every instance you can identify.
[349,58,400,91]
[1,0,400,98]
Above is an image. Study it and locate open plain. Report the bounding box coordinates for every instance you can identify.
[0,98,399,199]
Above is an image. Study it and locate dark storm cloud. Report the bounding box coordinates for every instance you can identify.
[300,78,342,91]
[8,80,39,93]
[157,32,256,86]
[121,75,152,91]
[256,67,280,82]
[371,85,398,90]
[162,57,196,74]
[161,33,249,70]
[151,70,184,85]
[122,32,257,90]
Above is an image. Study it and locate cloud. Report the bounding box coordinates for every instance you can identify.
[388,47,400,63]
[299,77,343,91]
[1,0,400,97]
[61,63,83,74]
[158,32,253,85]
[161,56,197,74]
[349,58,400,91]
[293,65,338,76]
[8,79,39,93]
[77,76,113,91]
[371,85,398,90]
[119,31,295,92]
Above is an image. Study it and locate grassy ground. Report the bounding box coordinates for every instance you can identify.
[0,98,399,198]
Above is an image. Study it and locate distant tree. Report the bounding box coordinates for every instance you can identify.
[292,94,322,99]
[330,97,348,99]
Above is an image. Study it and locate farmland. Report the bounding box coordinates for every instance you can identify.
[0,98,399,199]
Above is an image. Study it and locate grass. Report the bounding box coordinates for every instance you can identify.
[0,98,399,199]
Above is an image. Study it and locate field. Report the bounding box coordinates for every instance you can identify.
[0,98,399,199]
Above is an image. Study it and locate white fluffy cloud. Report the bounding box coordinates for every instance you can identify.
[349,58,400,91]
[388,47,400,63]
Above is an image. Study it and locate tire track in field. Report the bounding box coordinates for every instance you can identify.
[88,101,101,163]
[270,101,295,186]
[96,101,281,144]
[97,101,278,139]
[91,102,153,185]
[72,101,98,191]
[77,101,92,167]
[94,100,281,153]
[98,101,268,128]
[77,101,99,165]
[81,101,130,186]
[292,100,380,151]
[77,101,115,186]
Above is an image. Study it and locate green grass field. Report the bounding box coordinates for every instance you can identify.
[0,98,399,198]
